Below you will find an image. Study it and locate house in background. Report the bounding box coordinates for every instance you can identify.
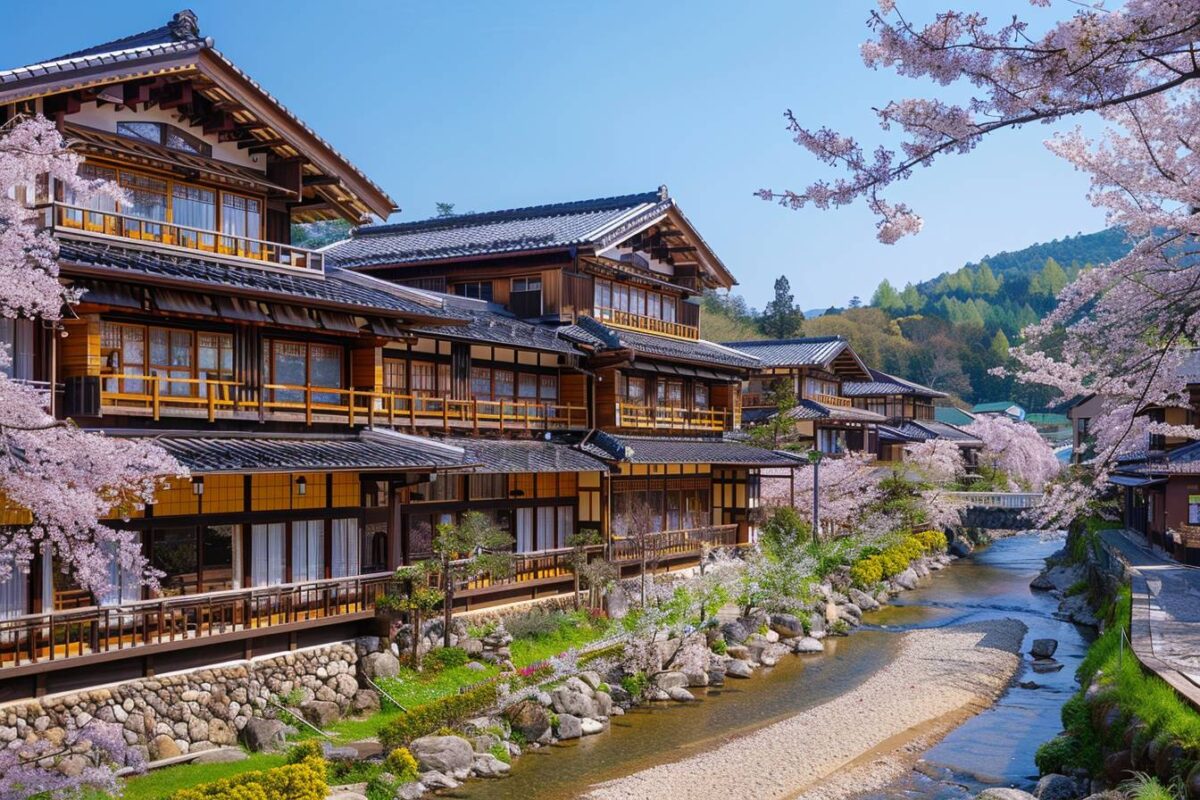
[971,401,1027,421]
[934,406,976,427]
[721,336,885,455]
[1066,394,1105,464]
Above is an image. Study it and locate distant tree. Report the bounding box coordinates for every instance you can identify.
[290,219,352,248]
[423,512,513,647]
[758,276,805,338]
[749,378,800,451]
[872,278,903,312]
[435,202,456,218]
[989,329,1012,362]
[899,282,925,313]
[974,263,1000,295]
[1039,257,1069,297]
[847,295,862,308]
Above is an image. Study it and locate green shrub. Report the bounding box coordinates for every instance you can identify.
[378,680,501,748]
[849,556,884,588]
[384,747,420,783]
[169,756,327,800]
[285,740,324,765]
[506,610,567,639]
[366,773,400,800]
[596,682,611,694]
[829,619,850,636]
[710,638,727,655]
[426,646,469,671]
[488,742,512,765]
[620,672,648,700]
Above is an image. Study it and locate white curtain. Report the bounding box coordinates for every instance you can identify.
[516,508,534,553]
[251,523,285,587]
[556,506,574,550]
[292,520,324,583]
[331,518,360,578]
[98,541,142,606]
[0,555,28,620]
[537,507,555,553]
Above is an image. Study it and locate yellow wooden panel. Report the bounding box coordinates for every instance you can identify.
[683,464,696,475]
[332,472,358,507]
[536,473,557,498]
[154,478,199,517]
[511,473,535,499]
[203,474,244,514]
[578,472,600,488]
[291,471,327,510]
[60,315,102,378]
[0,491,32,526]
[252,473,291,512]
[560,472,577,497]
[631,464,647,476]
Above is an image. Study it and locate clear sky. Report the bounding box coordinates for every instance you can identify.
[3,1,1108,310]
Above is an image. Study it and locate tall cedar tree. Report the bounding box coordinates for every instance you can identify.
[758,276,805,338]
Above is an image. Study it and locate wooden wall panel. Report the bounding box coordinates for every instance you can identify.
[351,346,382,392]
[60,314,101,378]
[560,373,587,407]
[595,368,618,428]
[542,269,561,315]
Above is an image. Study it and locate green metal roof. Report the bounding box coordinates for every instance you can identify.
[934,406,975,426]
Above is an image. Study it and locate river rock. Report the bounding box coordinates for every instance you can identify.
[396,783,426,800]
[580,718,604,735]
[193,748,248,765]
[556,713,582,740]
[721,620,750,645]
[977,790,1037,800]
[1035,774,1085,800]
[149,733,181,760]
[1031,659,1065,674]
[240,718,286,752]
[666,687,695,702]
[1105,749,1134,785]
[421,771,460,790]
[725,644,750,660]
[759,643,790,667]
[411,735,475,773]
[300,700,340,727]
[551,686,597,718]
[849,588,880,612]
[1031,639,1059,659]
[351,689,380,715]
[769,613,805,638]
[725,659,753,678]
[894,568,920,590]
[361,651,400,680]
[504,700,550,742]
[950,538,973,558]
[653,671,689,691]
[473,753,511,777]
[792,637,825,654]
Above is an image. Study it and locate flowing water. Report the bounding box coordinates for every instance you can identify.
[452,532,1090,800]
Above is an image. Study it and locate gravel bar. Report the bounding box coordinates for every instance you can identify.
[584,619,1027,800]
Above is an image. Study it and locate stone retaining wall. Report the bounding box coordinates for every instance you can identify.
[0,642,360,763]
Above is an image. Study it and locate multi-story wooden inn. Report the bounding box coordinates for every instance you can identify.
[0,11,792,699]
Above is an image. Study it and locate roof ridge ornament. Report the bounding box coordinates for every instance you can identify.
[658,184,669,201]
[169,10,200,41]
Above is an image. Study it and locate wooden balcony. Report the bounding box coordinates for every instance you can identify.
[0,573,393,677]
[97,374,589,431]
[806,391,852,408]
[615,402,728,432]
[47,202,324,272]
[610,524,739,562]
[595,308,699,340]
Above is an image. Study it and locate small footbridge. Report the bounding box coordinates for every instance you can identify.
[944,491,1043,530]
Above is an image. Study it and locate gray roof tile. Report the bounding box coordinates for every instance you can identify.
[572,317,758,371]
[441,437,605,473]
[580,432,796,466]
[720,336,851,368]
[842,368,947,399]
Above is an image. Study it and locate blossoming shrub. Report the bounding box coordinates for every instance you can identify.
[849,530,947,589]
[169,756,327,800]
[384,747,420,783]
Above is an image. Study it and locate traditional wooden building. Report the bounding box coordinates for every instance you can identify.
[720,337,885,455]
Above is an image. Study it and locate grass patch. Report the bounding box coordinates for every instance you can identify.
[120,753,288,800]
[508,610,611,667]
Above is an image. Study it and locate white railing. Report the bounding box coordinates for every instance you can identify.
[944,491,1043,509]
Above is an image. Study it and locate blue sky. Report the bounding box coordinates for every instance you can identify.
[3,1,1107,310]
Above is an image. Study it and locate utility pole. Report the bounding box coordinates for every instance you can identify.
[808,449,823,545]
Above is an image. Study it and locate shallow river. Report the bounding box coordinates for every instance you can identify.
[452,532,1090,800]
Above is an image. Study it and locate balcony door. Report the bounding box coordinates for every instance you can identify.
[515,508,535,553]
[250,523,286,587]
[292,520,325,583]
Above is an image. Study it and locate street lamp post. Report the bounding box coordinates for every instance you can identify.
[807,449,823,545]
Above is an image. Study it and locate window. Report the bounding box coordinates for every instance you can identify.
[384,359,407,394]
[263,340,343,405]
[121,171,167,238]
[151,529,197,597]
[1189,495,1200,526]
[631,287,646,316]
[292,520,325,583]
[98,540,142,605]
[510,277,542,317]
[221,193,262,255]
[555,506,574,549]
[455,282,494,302]
[331,519,360,578]
[414,476,460,503]
[172,184,216,249]
[101,322,145,394]
[198,333,234,389]
[647,292,661,320]
[516,508,535,553]
[116,121,212,156]
[593,278,680,327]
[621,375,646,404]
[1078,418,1090,435]
[518,373,538,400]
[411,362,437,395]
[0,553,28,620]
[471,367,492,400]
[493,369,514,399]
[61,164,118,231]
[250,523,285,587]
[613,283,630,313]
[149,327,193,396]
[0,319,35,382]
[309,343,343,404]
[512,277,541,293]
[594,280,612,319]
[201,525,237,592]
[469,474,507,500]
[805,377,839,399]
[694,384,709,409]
[539,375,558,402]
[657,380,684,407]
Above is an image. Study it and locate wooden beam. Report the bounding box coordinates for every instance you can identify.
[240,137,286,150]
[159,83,193,110]
[302,175,340,187]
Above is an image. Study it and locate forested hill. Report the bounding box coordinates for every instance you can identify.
[954,227,1130,282]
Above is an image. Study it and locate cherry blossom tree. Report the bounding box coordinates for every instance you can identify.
[763,1,1200,523]
[0,115,183,596]
[965,415,1061,491]
[903,438,964,486]
[761,451,882,535]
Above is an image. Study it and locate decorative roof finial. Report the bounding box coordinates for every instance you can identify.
[169,10,200,40]
[658,184,669,201]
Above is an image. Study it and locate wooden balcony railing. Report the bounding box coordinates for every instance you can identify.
[610,524,739,562]
[806,391,852,408]
[594,308,699,340]
[616,402,728,432]
[99,374,590,431]
[0,573,393,674]
[445,545,605,597]
[48,202,324,272]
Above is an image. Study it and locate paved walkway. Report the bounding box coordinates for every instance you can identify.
[1098,529,1200,706]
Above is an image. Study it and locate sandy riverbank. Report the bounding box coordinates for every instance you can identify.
[583,618,1027,800]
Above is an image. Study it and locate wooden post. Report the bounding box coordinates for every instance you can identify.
[207,382,216,422]
[472,400,479,434]
[305,384,313,425]
[151,379,160,421]
[348,388,356,427]
[442,399,449,432]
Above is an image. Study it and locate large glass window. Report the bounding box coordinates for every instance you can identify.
[555,506,574,549]
[221,193,262,256]
[493,369,514,399]
[292,520,324,583]
[62,164,118,231]
[332,519,360,578]
[149,327,193,396]
[411,362,437,395]
[101,322,145,394]
[471,367,492,400]
[455,282,493,302]
[0,319,35,382]
[469,474,507,500]
[98,540,142,605]
[384,359,407,394]
[251,523,286,587]
[264,340,342,405]
[0,554,28,620]
[201,525,237,592]
[518,373,538,400]
[172,184,216,249]
[151,529,198,597]
[310,343,342,405]
[539,375,558,402]
[121,171,167,240]
[116,121,212,157]
[198,333,234,390]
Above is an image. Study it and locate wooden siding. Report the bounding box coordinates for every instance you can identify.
[60,314,101,378]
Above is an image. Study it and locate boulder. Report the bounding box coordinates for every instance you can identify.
[792,637,825,654]
[848,588,880,612]
[361,651,400,680]
[192,748,248,765]
[240,718,286,752]
[894,568,920,590]
[300,700,340,728]
[721,620,750,645]
[579,670,603,690]
[410,735,475,774]
[1035,774,1085,800]
[556,713,583,740]
[503,700,550,742]
[594,691,614,717]
[420,771,460,790]
[666,687,695,702]
[149,733,181,760]
[396,783,426,800]
[653,671,689,691]
[1031,639,1059,660]
[351,690,380,715]
[977,790,1036,800]
[207,718,237,746]
[725,644,750,661]
[1031,659,1065,674]
[580,718,604,735]
[725,659,753,678]
[551,686,597,718]
[949,538,973,558]
[1104,749,1134,785]
[768,613,805,638]
[759,643,790,667]
[472,753,511,777]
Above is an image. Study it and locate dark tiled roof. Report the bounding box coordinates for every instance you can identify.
[442,437,605,474]
[571,316,758,371]
[125,430,466,473]
[842,368,947,399]
[886,420,983,446]
[743,400,884,424]
[1115,441,1200,476]
[325,191,670,268]
[580,432,796,466]
[411,295,581,355]
[719,336,850,368]
[57,240,461,321]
